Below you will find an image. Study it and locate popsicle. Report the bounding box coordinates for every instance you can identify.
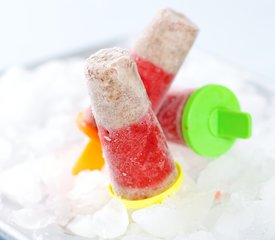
[157,85,252,157]
[131,8,199,112]
[73,8,199,174]
[85,47,183,206]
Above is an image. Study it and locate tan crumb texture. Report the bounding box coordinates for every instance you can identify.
[85,47,149,130]
[132,8,199,73]
[112,164,178,200]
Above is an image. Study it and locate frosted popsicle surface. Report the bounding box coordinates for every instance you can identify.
[157,90,194,144]
[85,47,177,200]
[132,8,198,112]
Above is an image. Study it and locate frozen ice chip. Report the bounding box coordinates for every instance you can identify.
[0,137,12,168]
[238,84,268,123]
[132,204,183,238]
[258,176,275,223]
[38,155,74,195]
[176,231,216,240]
[240,222,275,240]
[165,191,214,232]
[175,176,197,197]
[260,175,275,203]
[131,191,213,238]
[12,206,55,229]
[66,215,96,238]
[92,199,129,239]
[33,224,83,240]
[0,163,45,206]
[203,203,226,230]
[46,195,72,227]
[122,222,163,240]
[46,115,79,142]
[122,234,162,240]
[0,31,274,240]
[197,156,244,191]
[168,143,208,179]
[229,165,263,199]
[213,194,254,240]
[25,128,66,154]
[69,170,110,214]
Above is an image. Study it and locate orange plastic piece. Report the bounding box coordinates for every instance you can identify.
[72,112,105,175]
[72,138,104,175]
[76,112,100,141]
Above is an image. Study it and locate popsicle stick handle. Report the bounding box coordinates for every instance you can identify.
[217,109,252,139]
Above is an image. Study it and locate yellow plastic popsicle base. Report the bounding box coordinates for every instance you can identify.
[109,162,184,209]
[72,139,105,175]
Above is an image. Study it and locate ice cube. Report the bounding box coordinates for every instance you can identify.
[132,190,214,238]
[260,175,275,203]
[229,165,263,199]
[256,176,275,236]
[237,84,268,124]
[38,155,74,196]
[166,191,214,232]
[69,170,110,215]
[132,204,183,238]
[92,199,129,239]
[213,194,254,240]
[203,203,226,230]
[122,234,161,240]
[0,137,12,167]
[123,222,147,236]
[0,163,45,206]
[33,224,84,240]
[239,201,275,240]
[66,215,96,238]
[12,206,55,229]
[122,224,163,240]
[168,143,208,179]
[197,155,245,192]
[174,231,216,240]
[45,195,73,227]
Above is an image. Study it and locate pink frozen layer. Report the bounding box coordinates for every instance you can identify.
[130,54,175,112]
[157,89,194,144]
[85,47,177,200]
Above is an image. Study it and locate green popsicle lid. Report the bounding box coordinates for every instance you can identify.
[181,84,252,158]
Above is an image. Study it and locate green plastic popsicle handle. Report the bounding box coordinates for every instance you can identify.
[181,84,253,158]
[212,109,252,139]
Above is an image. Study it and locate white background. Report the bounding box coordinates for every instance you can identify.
[0,0,274,81]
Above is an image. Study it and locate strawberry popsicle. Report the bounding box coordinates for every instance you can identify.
[131,8,198,112]
[157,85,252,157]
[85,47,178,200]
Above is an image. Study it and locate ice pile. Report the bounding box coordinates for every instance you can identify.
[0,50,275,240]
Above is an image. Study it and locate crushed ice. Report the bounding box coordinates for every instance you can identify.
[0,51,275,239]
